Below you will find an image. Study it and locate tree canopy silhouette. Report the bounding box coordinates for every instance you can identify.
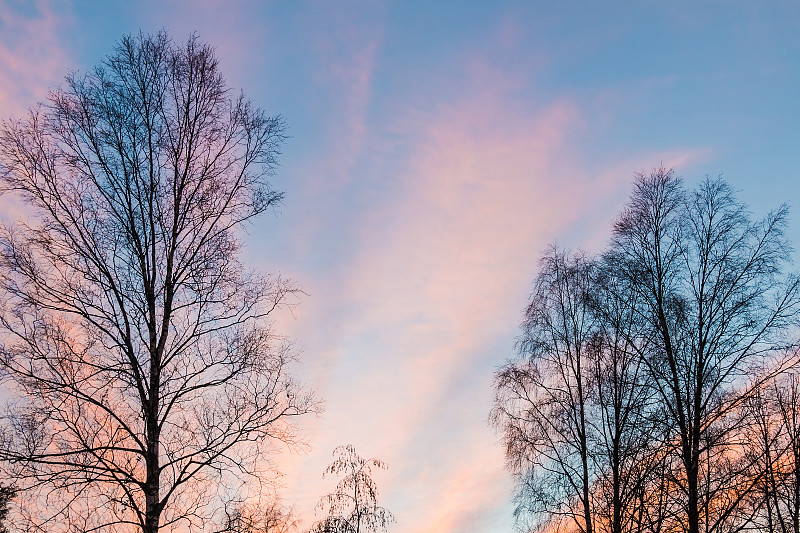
[494,167,800,533]
[0,31,315,533]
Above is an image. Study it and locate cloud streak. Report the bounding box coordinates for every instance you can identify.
[266,16,716,524]
[271,43,710,529]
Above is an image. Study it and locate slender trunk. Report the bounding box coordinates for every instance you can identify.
[761,414,778,533]
[612,384,622,533]
[794,441,800,533]
[686,445,700,533]
[656,288,696,533]
[354,471,360,533]
[144,390,161,533]
[577,355,592,533]
[582,442,592,533]
[613,448,621,533]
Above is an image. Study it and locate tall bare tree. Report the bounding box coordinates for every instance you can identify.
[0,31,315,532]
[496,168,800,533]
[493,247,597,533]
[607,168,800,533]
[772,375,800,533]
[747,373,800,533]
[588,264,659,533]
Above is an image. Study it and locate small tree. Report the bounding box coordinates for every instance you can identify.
[219,498,301,533]
[309,445,394,533]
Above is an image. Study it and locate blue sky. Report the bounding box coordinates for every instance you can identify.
[1,2,799,532]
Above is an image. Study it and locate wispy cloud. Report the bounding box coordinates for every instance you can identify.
[0,1,74,224]
[273,58,606,532]
[0,1,71,118]
[268,16,716,524]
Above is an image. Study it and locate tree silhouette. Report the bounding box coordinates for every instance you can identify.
[494,167,800,533]
[218,497,301,533]
[0,31,316,532]
[492,247,597,533]
[609,169,800,533]
[309,445,394,533]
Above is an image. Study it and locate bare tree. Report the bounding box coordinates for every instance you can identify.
[308,445,394,533]
[607,168,800,533]
[496,168,800,533]
[0,31,316,532]
[588,264,660,533]
[773,375,800,533]
[747,373,800,533]
[218,497,301,533]
[492,247,597,533]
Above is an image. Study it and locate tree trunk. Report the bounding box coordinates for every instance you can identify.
[612,452,621,533]
[578,354,593,533]
[144,419,161,533]
[686,450,700,533]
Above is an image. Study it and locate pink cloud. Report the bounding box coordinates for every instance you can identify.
[0,2,74,225]
[271,39,712,528]
[0,1,71,118]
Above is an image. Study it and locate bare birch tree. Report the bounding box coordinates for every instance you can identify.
[308,445,394,533]
[0,31,315,532]
[608,168,800,533]
[495,167,800,533]
[493,247,597,533]
[588,265,659,533]
[748,373,800,533]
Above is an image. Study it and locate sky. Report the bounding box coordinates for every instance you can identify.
[1,1,799,532]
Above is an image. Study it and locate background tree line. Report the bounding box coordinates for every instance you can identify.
[493,167,800,533]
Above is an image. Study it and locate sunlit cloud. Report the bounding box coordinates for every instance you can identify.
[271,44,712,528]
[0,1,71,118]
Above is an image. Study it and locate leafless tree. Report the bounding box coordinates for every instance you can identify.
[607,167,800,533]
[772,375,800,533]
[218,497,301,533]
[308,445,394,533]
[492,247,597,533]
[0,31,316,532]
[496,168,800,533]
[747,372,800,533]
[587,264,660,533]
